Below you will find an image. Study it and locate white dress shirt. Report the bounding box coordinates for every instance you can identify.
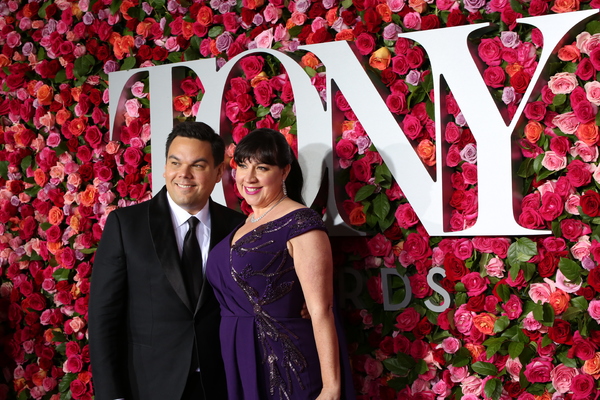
[166,193,212,271]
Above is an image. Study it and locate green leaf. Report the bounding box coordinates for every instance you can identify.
[571,296,589,311]
[493,316,510,333]
[496,284,510,302]
[74,54,97,78]
[355,185,376,202]
[415,359,429,375]
[0,161,8,179]
[484,378,503,400]
[451,347,472,367]
[373,193,390,220]
[558,258,582,283]
[542,303,555,326]
[483,337,506,358]
[552,93,567,106]
[53,268,71,282]
[587,20,600,35]
[472,361,498,376]
[303,66,317,77]
[557,350,578,368]
[79,248,97,255]
[533,303,544,322]
[58,373,77,392]
[121,56,137,71]
[256,105,270,118]
[374,163,392,186]
[507,237,537,264]
[167,52,183,63]
[208,25,225,38]
[527,383,546,395]
[508,341,524,358]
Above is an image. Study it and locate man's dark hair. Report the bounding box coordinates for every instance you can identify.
[165,122,225,166]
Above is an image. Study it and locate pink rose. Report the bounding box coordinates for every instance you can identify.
[523,312,542,331]
[566,159,592,187]
[355,32,376,56]
[461,272,489,296]
[483,66,506,88]
[524,357,553,382]
[505,357,523,381]
[441,337,461,354]
[254,28,273,48]
[589,299,600,322]
[394,203,418,229]
[548,72,578,94]
[485,257,505,278]
[551,364,579,394]
[64,355,83,373]
[553,112,579,134]
[584,81,600,106]
[460,376,483,396]
[478,37,503,66]
[364,356,383,378]
[528,283,551,304]
[335,139,357,160]
[502,294,523,319]
[402,114,423,140]
[395,307,421,331]
[539,191,564,221]
[571,141,599,162]
[123,147,143,166]
[571,236,591,261]
[404,233,432,261]
[367,234,392,257]
[541,151,567,171]
[453,304,474,334]
[570,374,595,399]
[403,12,421,30]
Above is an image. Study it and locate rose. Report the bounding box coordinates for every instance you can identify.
[417,139,435,166]
[575,121,599,146]
[478,38,502,66]
[570,374,595,399]
[548,72,578,94]
[364,356,383,378]
[404,233,432,261]
[524,357,553,382]
[524,120,543,143]
[367,234,392,257]
[240,55,264,79]
[395,307,421,331]
[502,294,522,319]
[472,313,496,335]
[510,70,531,94]
[444,253,468,281]
[453,305,474,334]
[394,203,418,229]
[539,191,564,221]
[355,32,375,56]
[582,191,600,217]
[583,353,600,375]
[548,319,573,344]
[368,47,391,71]
[335,139,357,160]
[461,272,489,296]
[551,364,579,394]
[566,159,592,187]
[253,80,274,107]
[441,337,461,354]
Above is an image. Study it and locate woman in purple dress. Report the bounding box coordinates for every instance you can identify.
[206,128,355,400]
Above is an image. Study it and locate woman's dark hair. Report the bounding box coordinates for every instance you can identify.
[234,128,304,204]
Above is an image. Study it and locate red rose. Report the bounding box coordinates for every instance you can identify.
[239,55,264,79]
[571,374,595,399]
[70,379,87,399]
[355,32,375,56]
[483,66,506,88]
[580,190,600,217]
[351,157,372,182]
[395,307,421,331]
[524,101,547,121]
[573,100,596,123]
[386,93,408,114]
[576,58,595,81]
[444,253,468,281]
[27,293,46,311]
[510,70,531,94]
[446,9,467,27]
[152,46,168,61]
[402,114,423,140]
[406,47,425,69]
[566,160,592,187]
[421,14,440,30]
[367,233,392,257]
[548,319,573,344]
[412,317,433,339]
[392,55,409,75]
[253,80,274,107]
[123,147,143,167]
[404,233,432,261]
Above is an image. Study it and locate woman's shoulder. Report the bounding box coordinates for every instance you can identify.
[282,207,326,238]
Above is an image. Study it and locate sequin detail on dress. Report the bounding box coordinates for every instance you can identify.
[230,209,324,399]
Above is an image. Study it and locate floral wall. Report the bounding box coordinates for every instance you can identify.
[1,0,600,399]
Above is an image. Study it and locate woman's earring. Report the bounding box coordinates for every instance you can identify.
[283,180,288,197]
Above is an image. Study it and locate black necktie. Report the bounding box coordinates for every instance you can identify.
[182,216,202,306]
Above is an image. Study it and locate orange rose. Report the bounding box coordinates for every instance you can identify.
[69,214,81,233]
[250,72,269,88]
[34,169,48,187]
[558,44,580,62]
[71,87,82,102]
[301,52,320,69]
[48,206,64,226]
[417,139,436,166]
[326,8,338,26]
[23,3,37,18]
[37,84,54,106]
[210,39,220,57]
[182,20,194,40]
[548,289,570,315]
[534,391,551,400]
[47,242,63,255]
[68,117,87,137]
[335,29,355,42]
[348,205,367,226]
[524,120,544,143]
[408,0,427,13]
[173,95,193,112]
[465,343,485,359]
[0,54,10,67]
[505,63,523,77]
[32,370,47,387]
[136,18,155,38]
[244,0,265,10]
[79,185,99,208]
[56,109,72,125]
[113,34,135,59]
[583,352,600,377]
[286,18,296,30]
[196,5,213,25]
[369,47,392,71]
[473,313,497,335]
[78,371,93,384]
[551,0,580,12]
[71,284,81,299]
[576,121,599,146]
[119,0,136,20]
[376,4,392,22]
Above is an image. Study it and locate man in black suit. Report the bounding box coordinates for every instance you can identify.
[89,122,245,400]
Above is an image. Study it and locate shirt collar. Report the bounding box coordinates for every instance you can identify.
[166,192,211,229]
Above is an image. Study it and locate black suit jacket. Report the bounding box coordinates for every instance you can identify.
[89,187,245,400]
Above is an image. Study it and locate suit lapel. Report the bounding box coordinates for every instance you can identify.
[149,187,193,311]
[195,200,233,313]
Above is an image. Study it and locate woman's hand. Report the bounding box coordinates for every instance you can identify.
[315,386,341,400]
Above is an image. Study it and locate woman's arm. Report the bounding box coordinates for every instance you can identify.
[289,229,341,400]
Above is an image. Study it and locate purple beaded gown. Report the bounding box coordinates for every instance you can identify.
[206,208,355,400]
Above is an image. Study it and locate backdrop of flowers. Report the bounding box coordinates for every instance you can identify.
[1,0,600,399]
